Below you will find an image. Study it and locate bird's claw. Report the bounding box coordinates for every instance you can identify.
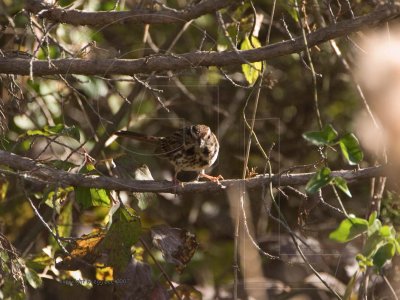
[199,173,225,186]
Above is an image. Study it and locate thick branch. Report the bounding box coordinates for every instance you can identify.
[25,0,232,25]
[1,5,399,76]
[0,150,384,194]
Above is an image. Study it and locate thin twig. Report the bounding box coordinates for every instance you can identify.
[4,5,400,76]
[26,192,69,254]
[382,274,399,300]
[295,0,322,130]
[139,238,182,300]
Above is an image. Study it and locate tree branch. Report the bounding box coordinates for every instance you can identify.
[2,4,399,76]
[0,150,384,194]
[25,0,233,26]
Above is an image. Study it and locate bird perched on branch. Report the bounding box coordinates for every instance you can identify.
[115,124,222,183]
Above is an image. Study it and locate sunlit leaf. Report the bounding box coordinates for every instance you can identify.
[26,124,80,141]
[367,218,382,236]
[305,167,333,194]
[75,164,111,209]
[339,133,363,165]
[302,124,338,146]
[379,225,392,237]
[44,186,73,213]
[240,36,264,85]
[26,253,53,271]
[90,188,111,207]
[95,264,113,281]
[24,267,43,289]
[75,187,110,209]
[363,230,385,257]
[57,200,73,238]
[329,217,369,243]
[332,177,351,197]
[0,180,9,201]
[56,230,105,271]
[368,211,377,226]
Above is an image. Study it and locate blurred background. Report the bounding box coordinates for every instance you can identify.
[1,0,399,299]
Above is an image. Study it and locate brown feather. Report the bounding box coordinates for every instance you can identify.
[114,130,160,144]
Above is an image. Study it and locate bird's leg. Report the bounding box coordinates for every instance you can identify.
[198,169,224,184]
[172,169,184,195]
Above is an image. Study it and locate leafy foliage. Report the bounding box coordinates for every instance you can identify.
[338,133,364,165]
[26,124,80,142]
[75,164,111,209]
[330,213,400,271]
[302,124,338,146]
[305,167,333,194]
[303,124,363,195]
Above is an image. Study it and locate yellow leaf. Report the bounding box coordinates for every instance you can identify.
[240,36,264,85]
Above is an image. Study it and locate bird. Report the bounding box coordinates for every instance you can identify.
[115,124,222,183]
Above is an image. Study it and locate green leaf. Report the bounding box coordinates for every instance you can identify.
[98,207,141,271]
[393,238,400,254]
[302,124,338,146]
[90,188,111,207]
[217,24,237,52]
[75,164,111,209]
[240,36,264,85]
[373,242,395,269]
[379,225,392,237]
[46,160,78,171]
[44,186,74,213]
[75,187,92,209]
[24,267,42,289]
[281,0,298,22]
[305,167,333,194]
[367,218,382,236]
[58,201,73,238]
[368,211,377,226]
[75,187,111,209]
[339,133,363,165]
[329,217,369,243]
[363,230,385,257]
[26,253,53,271]
[0,180,9,201]
[26,124,80,141]
[86,163,96,172]
[333,177,352,197]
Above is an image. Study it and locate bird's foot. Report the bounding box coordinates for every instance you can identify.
[198,173,224,186]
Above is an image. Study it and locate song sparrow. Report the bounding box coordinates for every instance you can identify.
[115,124,221,182]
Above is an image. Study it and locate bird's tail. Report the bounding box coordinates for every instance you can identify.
[114,130,161,143]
